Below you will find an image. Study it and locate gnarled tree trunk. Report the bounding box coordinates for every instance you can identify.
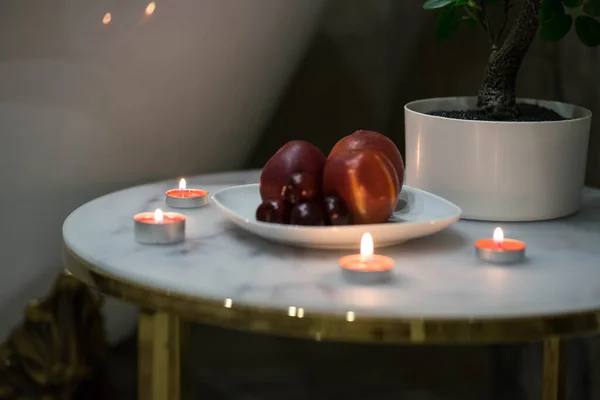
[477,0,543,119]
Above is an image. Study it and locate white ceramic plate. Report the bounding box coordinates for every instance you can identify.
[212,184,462,249]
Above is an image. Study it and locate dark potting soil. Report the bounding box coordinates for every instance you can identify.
[428,103,568,122]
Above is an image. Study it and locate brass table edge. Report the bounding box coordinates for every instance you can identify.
[63,243,600,344]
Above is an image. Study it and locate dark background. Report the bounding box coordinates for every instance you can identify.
[245,0,600,188]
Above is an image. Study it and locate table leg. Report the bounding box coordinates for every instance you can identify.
[138,310,189,400]
[542,337,566,400]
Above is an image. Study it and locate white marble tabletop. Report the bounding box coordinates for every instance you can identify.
[63,169,600,320]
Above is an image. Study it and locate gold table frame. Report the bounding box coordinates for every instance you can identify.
[64,245,600,400]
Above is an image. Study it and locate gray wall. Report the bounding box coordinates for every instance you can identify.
[0,0,326,343]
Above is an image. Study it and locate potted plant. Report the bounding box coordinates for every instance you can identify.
[404,0,597,221]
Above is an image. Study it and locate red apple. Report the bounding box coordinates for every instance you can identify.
[259,140,326,201]
[328,130,404,187]
[323,149,399,224]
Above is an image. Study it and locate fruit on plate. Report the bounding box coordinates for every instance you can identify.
[256,199,289,224]
[328,129,404,187]
[281,172,319,204]
[259,140,326,202]
[290,202,325,226]
[322,149,399,224]
[323,195,351,226]
[256,130,403,227]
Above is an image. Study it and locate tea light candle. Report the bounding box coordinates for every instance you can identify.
[134,208,185,244]
[475,227,526,264]
[339,233,394,284]
[165,178,209,208]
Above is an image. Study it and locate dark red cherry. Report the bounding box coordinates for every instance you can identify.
[324,196,352,226]
[290,202,325,226]
[281,172,319,204]
[256,199,289,224]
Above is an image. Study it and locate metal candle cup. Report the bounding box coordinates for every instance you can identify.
[339,233,394,284]
[475,227,526,264]
[165,178,209,209]
[134,208,185,244]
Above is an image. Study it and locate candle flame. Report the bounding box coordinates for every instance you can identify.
[493,227,504,246]
[154,208,164,222]
[178,178,186,191]
[102,12,112,24]
[145,2,156,15]
[360,232,374,262]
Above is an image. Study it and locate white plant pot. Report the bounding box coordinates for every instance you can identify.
[0,0,326,343]
[404,97,592,221]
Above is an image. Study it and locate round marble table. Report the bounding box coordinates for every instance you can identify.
[62,169,600,400]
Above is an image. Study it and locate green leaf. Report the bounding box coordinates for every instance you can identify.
[423,0,455,10]
[583,0,600,16]
[540,0,565,23]
[540,0,574,41]
[575,15,600,45]
[540,14,573,40]
[459,3,480,27]
[456,0,480,6]
[435,6,461,39]
[456,0,497,6]
[562,0,583,7]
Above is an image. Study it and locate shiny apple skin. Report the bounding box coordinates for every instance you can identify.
[328,130,404,188]
[259,140,326,201]
[323,149,399,224]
